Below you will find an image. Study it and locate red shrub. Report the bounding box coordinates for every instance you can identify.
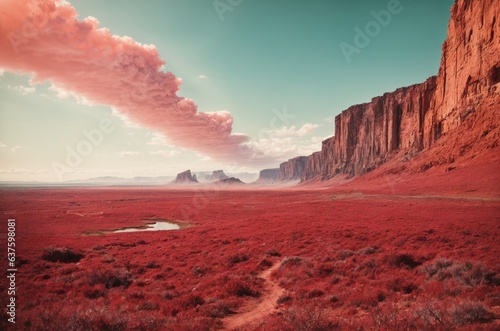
[225,277,260,297]
[283,301,340,331]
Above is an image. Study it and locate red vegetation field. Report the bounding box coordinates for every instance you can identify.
[0,162,499,330]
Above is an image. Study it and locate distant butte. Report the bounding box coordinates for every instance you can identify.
[215,177,245,185]
[209,170,229,181]
[173,170,198,184]
[254,168,280,184]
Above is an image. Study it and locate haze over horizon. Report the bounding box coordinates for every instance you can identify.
[0,0,454,182]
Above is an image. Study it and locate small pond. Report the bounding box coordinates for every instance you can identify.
[83,219,193,236]
[114,221,180,233]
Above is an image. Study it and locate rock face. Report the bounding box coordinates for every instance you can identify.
[209,170,229,181]
[279,156,308,181]
[173,170,198,183]
[302,152,324,182]
[295,0,500,182]
[255,168,280,183]
[427,0,500,149]
[314,78,437,179]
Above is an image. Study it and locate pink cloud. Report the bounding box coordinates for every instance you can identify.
[0,0,258,163]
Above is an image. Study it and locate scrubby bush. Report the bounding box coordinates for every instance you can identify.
[88,268,131,288]
[307,289,324,299]
[164,316,218,331]
[315,263,335,277]
[277,294,292,305]
[145,261,161,269]
[42,247,84,263]
[129,315,165,330]
[92,245,106,251]
[281,256,304,268]
[422,259,497,287]
[358,246,379,255]
[449,301,493,326]
[228,253,249,266]
[386,277,418,294]
[421,258,454,277]
[203,299,234,318]
[258,258,274,269]
[183,294,205,308]
[267,249,281,257]
[284,302,340,331]
[329,296,339,304]
[26,306,130,331]
[458,263,497,287]
[225,277,260,297]
[414,303,446,328]
[389,253,422,269]
[357,259,379,274]
[83,288,106,299]
[162,291,177,300]
[370,305,415,330]
[191,265,208,276]
[337,249,355,260]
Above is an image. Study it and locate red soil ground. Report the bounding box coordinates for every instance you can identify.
[0,155,499,330]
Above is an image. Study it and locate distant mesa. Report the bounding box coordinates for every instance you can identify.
[173,170,198,184]
[191,170,258,183]
[215,177,244,185]
[209,170,229,181]
[254,168,280,184]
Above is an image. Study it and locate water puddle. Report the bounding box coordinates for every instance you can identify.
[114,221,180,233]
[83,219,194,236]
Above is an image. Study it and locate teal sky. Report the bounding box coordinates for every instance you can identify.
[0,0,454,182]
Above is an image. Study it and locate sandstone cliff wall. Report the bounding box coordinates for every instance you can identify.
[279,156,307,181]
[423,0,500,148]
[255,168,280,183]
[291,0,500,182]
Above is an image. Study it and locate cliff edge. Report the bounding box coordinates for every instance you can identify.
[277,0,499,183]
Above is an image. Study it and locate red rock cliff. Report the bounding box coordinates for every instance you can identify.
[299,0,499,182]
[423,0,500,148]
[255,168,280,183]
[279,156,308,181]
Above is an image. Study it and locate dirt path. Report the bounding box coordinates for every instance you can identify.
[224,262,284,330]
